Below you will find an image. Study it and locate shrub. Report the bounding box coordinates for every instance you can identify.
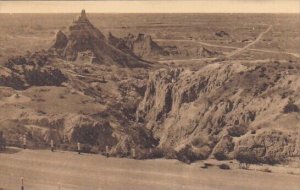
[219,164,230,170]
[214,152,228,161]
[283,102,299,113]
[227,125,247,137]
[236,152,260,164]
[237,151,285,165]
[263,155,286,165]
[176,145,206,164]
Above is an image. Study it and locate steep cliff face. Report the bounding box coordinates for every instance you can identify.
[137,61,300,163]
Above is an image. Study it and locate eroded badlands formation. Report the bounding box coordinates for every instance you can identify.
[0,10,299,164]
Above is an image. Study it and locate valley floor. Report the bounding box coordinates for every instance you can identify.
[0,147,299,190]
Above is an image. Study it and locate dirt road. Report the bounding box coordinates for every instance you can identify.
[225,25,273,58]
[0,147,299,190]
[155,25,300,59]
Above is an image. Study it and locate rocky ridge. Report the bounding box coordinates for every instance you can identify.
[137,61,300,163]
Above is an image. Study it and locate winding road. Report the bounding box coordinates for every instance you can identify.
[225,25,273,58]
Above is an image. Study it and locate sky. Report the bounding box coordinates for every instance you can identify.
[0,1,299,13]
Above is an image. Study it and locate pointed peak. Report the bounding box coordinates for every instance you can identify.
[77,9,88,22]
[81,9,86,18]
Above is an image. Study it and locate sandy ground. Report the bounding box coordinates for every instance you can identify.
[0,147,299,190]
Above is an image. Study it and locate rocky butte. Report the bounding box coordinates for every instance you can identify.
[51,9,147,67]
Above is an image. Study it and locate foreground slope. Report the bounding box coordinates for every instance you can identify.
[0,58,154,156]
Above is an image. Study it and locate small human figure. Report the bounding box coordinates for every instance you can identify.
[77,142,81,154]
[23,135,26,149]
[50,139,54,152]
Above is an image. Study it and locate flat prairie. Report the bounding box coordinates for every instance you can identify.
[0,13,299,63]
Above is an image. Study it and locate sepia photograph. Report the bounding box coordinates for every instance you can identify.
[0,0,299,189]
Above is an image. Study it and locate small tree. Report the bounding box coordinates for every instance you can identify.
[283,100,299,113]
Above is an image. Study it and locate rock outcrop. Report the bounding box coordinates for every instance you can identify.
[0,66,25,89]
[108,33,169,60]
[170,46,220,58]
[52,10,147,67]
[137,61,300,163]
[52,30,68,49]
[215,31,229,37]
[1,52,67,90]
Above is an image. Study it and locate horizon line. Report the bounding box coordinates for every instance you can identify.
[1,12,299,14]
[1,1,299,14]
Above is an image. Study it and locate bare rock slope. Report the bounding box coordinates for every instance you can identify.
[108,32,169,60]
[52,10,147,67]
[137,61,300,163]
